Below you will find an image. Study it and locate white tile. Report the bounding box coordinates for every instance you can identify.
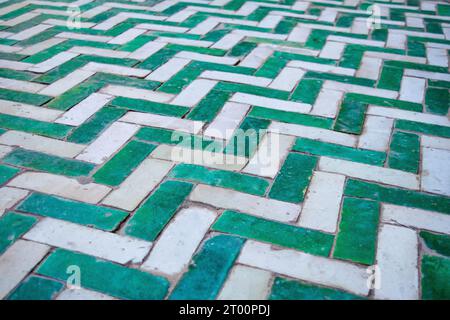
[8,24,52,41]
[145,57,190,82]
[358,116,394,152]
[200,70,272,87]
[269,67,305,91]
[269,122,357,147]
[319,41,345,59]
[76,121,139,164]
[421,135,450,151]
[0,145,12,159]
[170,79,217,107]
[287,26,311,43]
[0,187,29,217]
[127,40,166,60]
[100,85,173,103]
[310,89,343,118]
[24,218,152,264]
[298,171,345,233]
[421,147,450,197]
[364,51,427,64]
[108,27,146,45]
[243,133,295,178]
[0,131,85,158]
[400,76,426,103]
[176,51,238,65]
[322,80,398,99]
[382,204,450,235]
[218,265,272,300]
[374,224,419,300]
[55,93,113,126]
[404,69,450,82]
[27,52,79,73]
[120,112,203,134]
[102,158,174,211]
[135,23,188,33]
[0,59,33,71]
[0,100,63,121]
[238,240,369,296]
[0,77,45,93]
[142,206,216,275]
[189,184,301,223]
[8,172,111,204]
[239,45,273,68]
[203,102,250,140]
[57,288,116,300]
[82,62,151,78]
[387,32,406,49]
[151,144,247,171]
[288,60,355,76]
[231,93,311,113]
[367,106,450,127]
[426,47,448,67]
[156,37,212,48]
[39,69,94,97]
[211,33,244,50]
[356,57,382,80]
[319,156,420,190]
[0,240,50,299]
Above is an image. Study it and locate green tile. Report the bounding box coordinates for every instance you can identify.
[420,231,450,258]
[290,78,323,104]
[249,106,332,129]
[17,193,128,231]
[93,140,156,186]
[345,179,450,214]
[269,277,364,300]
[0,88,51,106]
[425,87,449,115]
[388,131,420,173]
[0,212,38,254]
[333,198,379,265]
[0,164,20,185]
[169,235,244,300]
[293,137,386,166]
[378,65,403,91]
[421,255,450,300]
[136,126,222,151]
[346,93,422,112]
[334,97,367,134]
[169,163,268,196]
[3,149,94,178]
[395,119,450,139]
[36,249,169,300]
[7,276,63,300]
[212,211,334,256]
[110,96,189,117]
[123,181,193,241]
[269,153,317,203]
[0,114,71,139]
[67,106,126,144]
[187,89,231,122]
[216,82,289,101]
[224,117,271,157]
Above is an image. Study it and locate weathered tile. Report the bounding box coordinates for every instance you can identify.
[334,198,379,265]
[17,193,128,231]
[169,235,244,300]
[36,249,169,300]
[212,210,333,256]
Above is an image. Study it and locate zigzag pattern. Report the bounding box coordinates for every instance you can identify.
[0,0,449,300]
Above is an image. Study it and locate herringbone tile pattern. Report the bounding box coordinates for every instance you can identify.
[0,0,449,300]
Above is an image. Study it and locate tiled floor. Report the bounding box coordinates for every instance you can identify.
[0,0,449,300]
